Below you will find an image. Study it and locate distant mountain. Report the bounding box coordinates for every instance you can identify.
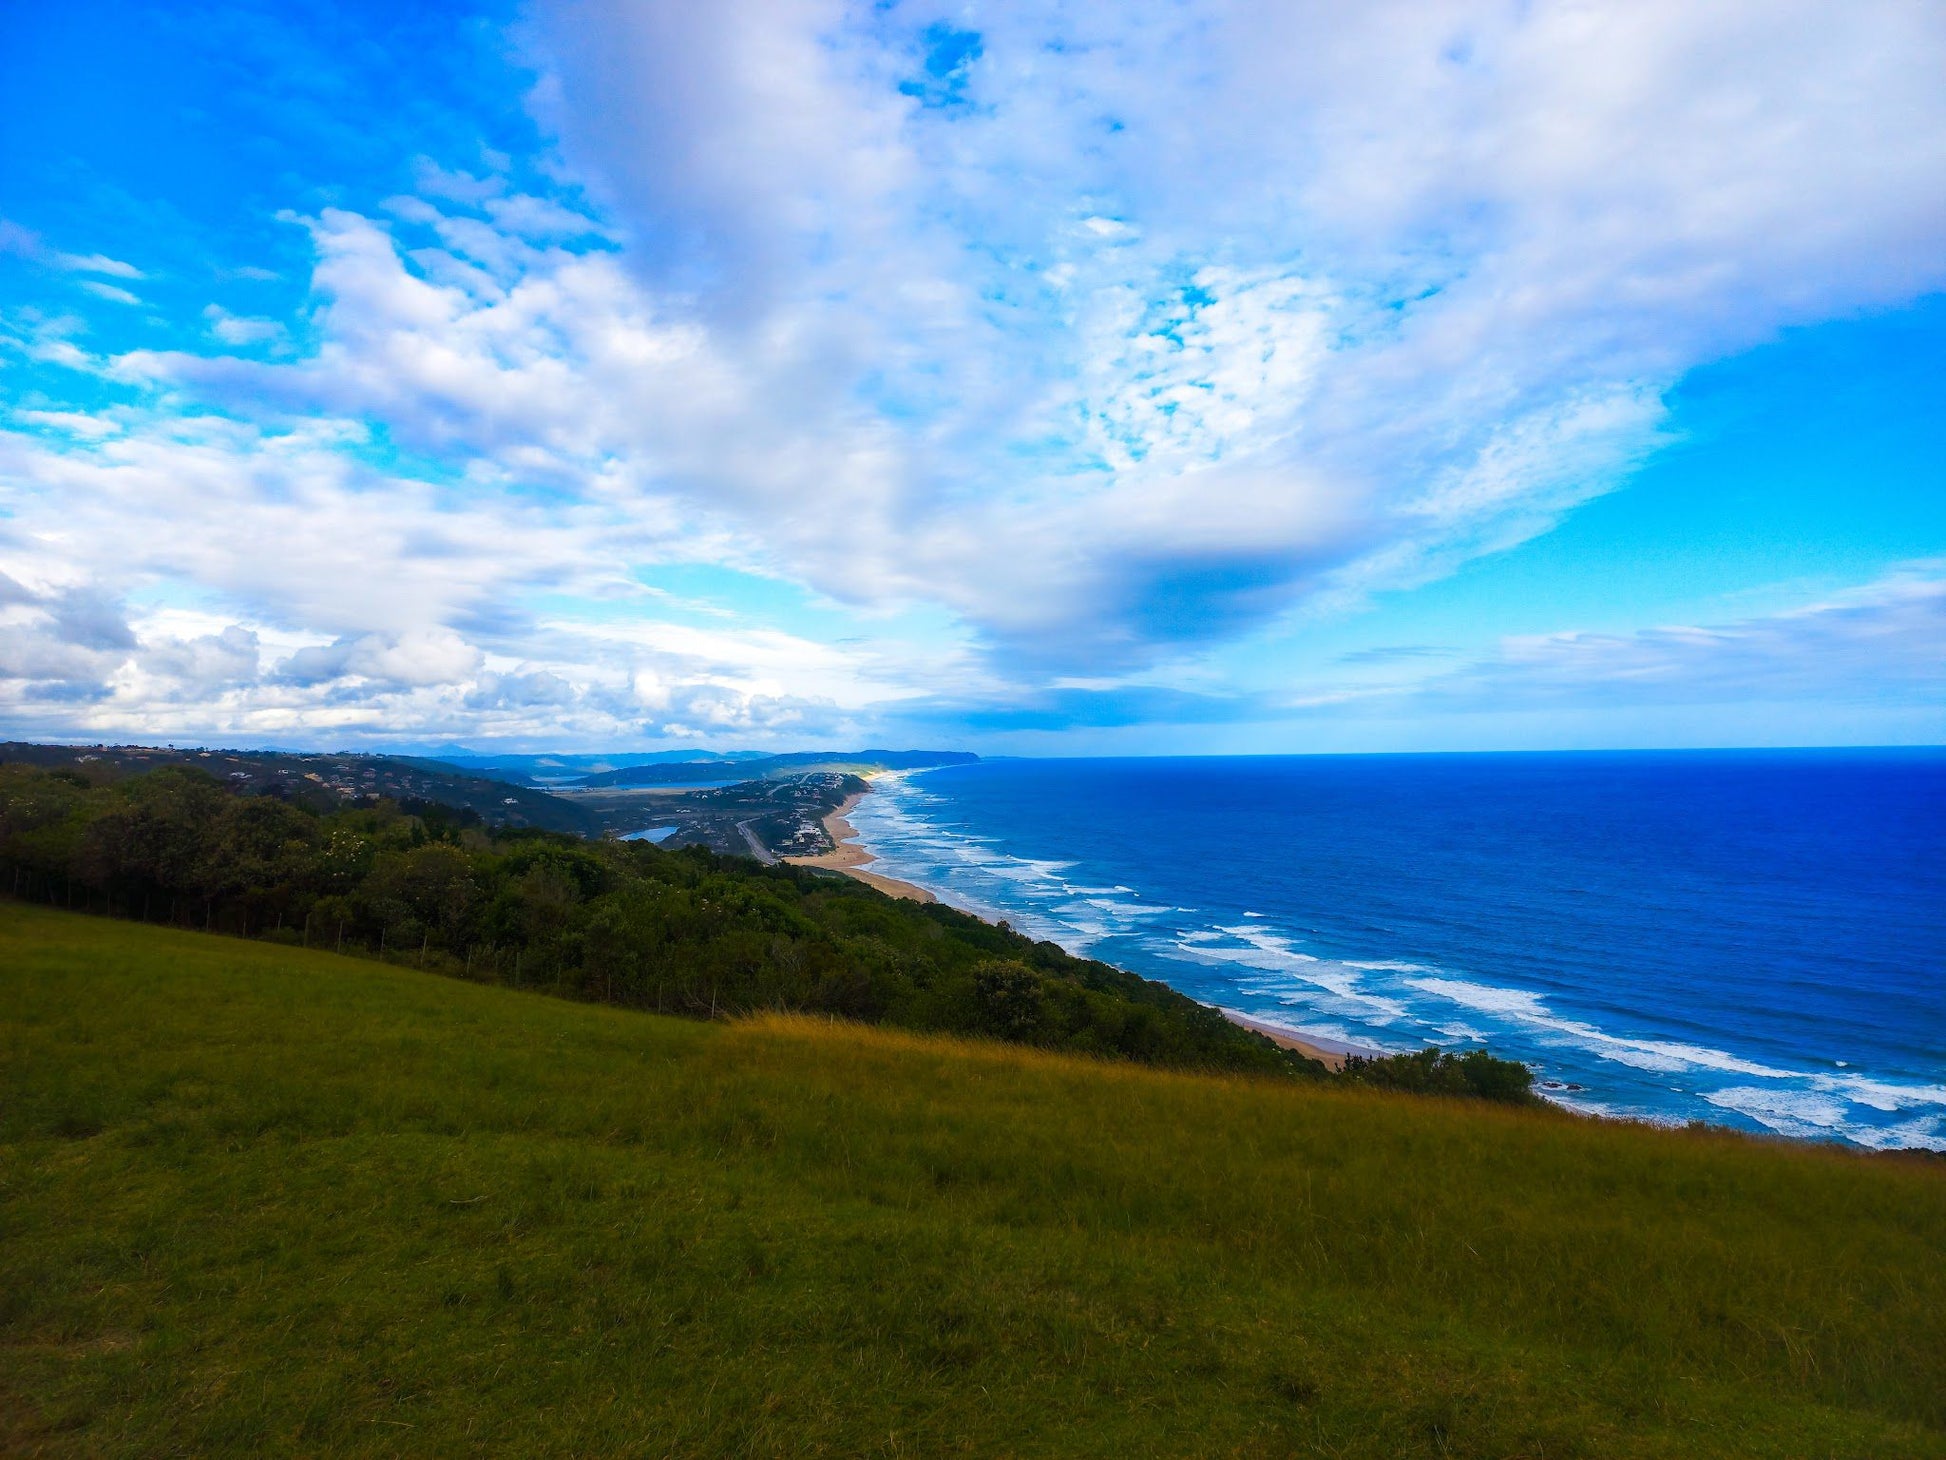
[429,750,776,786]
[577,750,979,789]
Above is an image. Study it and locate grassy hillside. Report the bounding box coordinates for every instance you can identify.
[8,761,1405,1085]
[3,906,1942,1457]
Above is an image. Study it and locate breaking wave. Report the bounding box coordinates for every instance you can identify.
[845,757,1946,1151]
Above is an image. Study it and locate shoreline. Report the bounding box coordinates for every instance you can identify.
[784,788,936,903]
[1220,1011,1383,1072]
[789,786,1385,1071]
[786,790,1385,1074]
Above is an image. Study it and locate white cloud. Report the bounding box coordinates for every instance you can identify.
[13,410,123,440]
[56,252,143,280]
[465,668,575,710]
[143,625,262,689]
[0,576,135,696]
[80,280,142,306]
[204,306,286,348]
[1462,569,1946,706]
[4,2,1943,744]
[0,220,145,279]
[522,0,1946,661]
[277,628,483,690]
[0,361,955,744]
[1331,566,1946,716]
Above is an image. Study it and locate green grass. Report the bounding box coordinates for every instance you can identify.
[3,904,1942,1457]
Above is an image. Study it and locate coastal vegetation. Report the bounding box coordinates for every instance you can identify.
[0,760,1311,1078]
[4,903,1942,1456]
[0,758,1553,1096]
[0,757,1547,1094]
[0,740,610,835]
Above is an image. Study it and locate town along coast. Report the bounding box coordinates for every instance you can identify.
[784,787,936,903]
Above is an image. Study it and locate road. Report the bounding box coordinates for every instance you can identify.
[735,820,777,864]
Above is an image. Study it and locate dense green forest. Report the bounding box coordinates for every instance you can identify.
[0,759,1532,1098]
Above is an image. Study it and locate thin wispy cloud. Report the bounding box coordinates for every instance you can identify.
[0,220,144,280]
[1443,569,1946,708]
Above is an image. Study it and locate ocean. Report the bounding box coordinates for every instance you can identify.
[846,751,1946,1150]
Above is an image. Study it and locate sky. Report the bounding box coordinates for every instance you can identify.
[1,0,1942,755]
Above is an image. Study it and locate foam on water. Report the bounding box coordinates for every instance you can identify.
[854,777,1180,951]
[845,754,1946,1150]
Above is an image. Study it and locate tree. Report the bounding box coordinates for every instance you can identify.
[972,959,1046,1041]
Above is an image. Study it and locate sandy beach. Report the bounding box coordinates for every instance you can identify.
[784,790,936,903]
[794,794,1378,1063]
[1220,1011,1378,1071]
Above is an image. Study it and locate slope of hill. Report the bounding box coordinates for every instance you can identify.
[4,905,1942,1457]
[0,742,606,836]
[0,761,1316,1078]
[0,743,976,851]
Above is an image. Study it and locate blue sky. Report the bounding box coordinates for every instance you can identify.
[2,0,1942,752]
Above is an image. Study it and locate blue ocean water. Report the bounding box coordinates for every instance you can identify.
[847,752,1946,1149]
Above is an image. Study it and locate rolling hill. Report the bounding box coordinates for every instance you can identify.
[4,904,1941,1457]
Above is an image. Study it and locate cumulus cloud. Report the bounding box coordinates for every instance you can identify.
[464,668,576,711]
[277,629,483,690]
[143,625,262,689]
[521,0,1946,663]
[0,387,937,744]
[43,588,138,651]
[0,576,136,697]
[4,2,1943,744]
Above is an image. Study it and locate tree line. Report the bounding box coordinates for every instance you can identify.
[0,760,1534,1100]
